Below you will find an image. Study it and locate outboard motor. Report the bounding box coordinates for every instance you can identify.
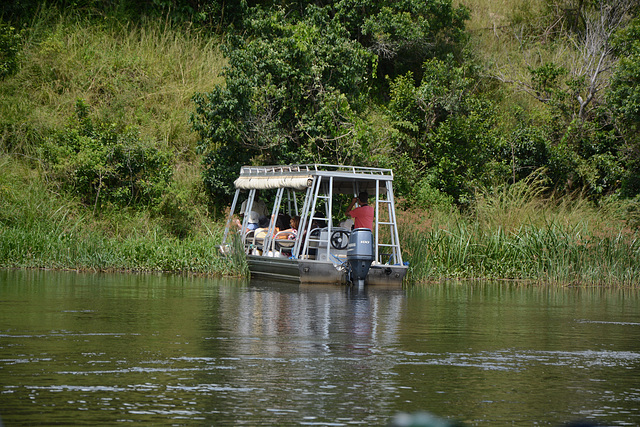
[347,228,374,289]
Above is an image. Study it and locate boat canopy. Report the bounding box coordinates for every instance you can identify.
[234,175,313,191]
[234,164,392,194]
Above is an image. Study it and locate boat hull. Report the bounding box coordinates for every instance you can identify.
[247,255,407,286]
[247,256,301,283]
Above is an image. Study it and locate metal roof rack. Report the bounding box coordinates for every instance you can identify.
[239,164,394,179]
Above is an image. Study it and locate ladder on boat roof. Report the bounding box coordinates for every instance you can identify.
[375,180,403,265]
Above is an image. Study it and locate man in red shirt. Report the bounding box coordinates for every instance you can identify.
[346,191,374,230]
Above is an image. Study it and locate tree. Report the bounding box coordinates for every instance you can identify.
[497,0,636,121]
[191,1,474,209]
[192,8,375,206]
[571,0,637,120]
[388,57,504,205]
[490,0,637,197]
[333,0,469,86]
[609,17,640,196]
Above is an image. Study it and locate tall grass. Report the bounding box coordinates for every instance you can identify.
[400,176,640,287]
[0,5,225,156]
[0,157,238,275]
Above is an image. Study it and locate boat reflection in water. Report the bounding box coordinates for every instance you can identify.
[228,280,406,359]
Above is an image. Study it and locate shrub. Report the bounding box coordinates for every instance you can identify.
[42,99,173,210]
[412,175,454,210]
[0,20,21,79]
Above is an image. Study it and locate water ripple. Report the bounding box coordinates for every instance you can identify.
[398,349,640,371]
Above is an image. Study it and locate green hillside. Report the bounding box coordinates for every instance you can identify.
[1,1,639,284]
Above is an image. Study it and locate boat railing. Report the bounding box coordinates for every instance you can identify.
[239,164,393,178]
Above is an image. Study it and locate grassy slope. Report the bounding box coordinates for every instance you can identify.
[1,3,638,285]
[1,8,224,155]
[0,150,242,276]
[0,8,241,275]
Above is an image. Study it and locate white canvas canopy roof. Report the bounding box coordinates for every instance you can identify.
[233,164,393,193]
[234,175,313,191]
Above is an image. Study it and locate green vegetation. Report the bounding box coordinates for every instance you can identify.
[0,158,244,275]
[1,0,639,286]
[42,99,174,211]
[0,20,21,79]
[0,6,237,276]
[399,172,640,286]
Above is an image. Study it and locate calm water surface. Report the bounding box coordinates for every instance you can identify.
[0,270,639,426]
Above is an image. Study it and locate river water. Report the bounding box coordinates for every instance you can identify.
[0,270,639,426]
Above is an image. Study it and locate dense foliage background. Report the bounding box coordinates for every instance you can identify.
[187,0,640,210]
[3,0,640,212]
[1,0,640,282]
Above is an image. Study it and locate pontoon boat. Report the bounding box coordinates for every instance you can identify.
[221,165,408,286]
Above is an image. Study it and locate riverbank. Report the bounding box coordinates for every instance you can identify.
[2,5,639,287]
[0,158,243,276]
[401,216,640,287]
[399,178,640,287]
[2,157,639,286]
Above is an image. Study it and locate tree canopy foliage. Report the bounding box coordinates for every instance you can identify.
[186,0,640,209]
[192,6,378,203]
[2,0,640,214]
[192,0,471,205]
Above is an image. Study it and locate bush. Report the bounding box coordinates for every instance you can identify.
[412,175,454,210]
[42,99,173,210]
[154,183,197,239]
[0,20,21,79]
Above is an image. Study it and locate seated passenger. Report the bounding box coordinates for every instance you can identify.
[234,191,269,231]
[277,216,300,240]
[313,212,327,228]
[273,216,300,255]
[250,217,272,241]
[275,213,291,233]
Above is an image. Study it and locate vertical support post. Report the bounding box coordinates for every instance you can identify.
[293,180,316,258]
[374,179,380,264]
[240,189,256,245]
[323,176,334,261]
[387,181,403,265]
[222,189,241,244]
[263,187,284,254]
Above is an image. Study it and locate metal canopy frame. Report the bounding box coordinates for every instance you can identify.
[222,164,403,266]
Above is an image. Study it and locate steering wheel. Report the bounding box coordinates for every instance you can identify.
[331,230,350,250]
